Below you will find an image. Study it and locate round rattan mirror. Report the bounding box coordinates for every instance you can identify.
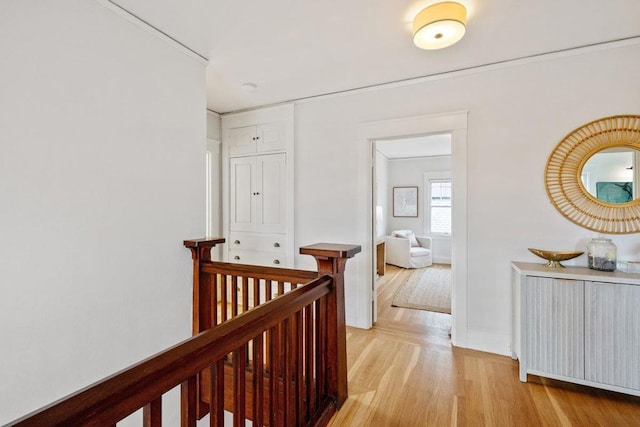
[545,115,640,234]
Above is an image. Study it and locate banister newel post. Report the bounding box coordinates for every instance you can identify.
[183,238,225,420]
[184,238,225,335]
[300,243,361,408]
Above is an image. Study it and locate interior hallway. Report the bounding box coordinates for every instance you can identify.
[328,264,640,426]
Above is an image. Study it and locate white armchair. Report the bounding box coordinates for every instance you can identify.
[385,230,433,269]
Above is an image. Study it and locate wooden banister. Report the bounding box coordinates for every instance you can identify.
[7,276,332,426]
[9,239,360,427]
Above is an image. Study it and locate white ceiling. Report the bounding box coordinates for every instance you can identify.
[109,0,640,114]
[376,134,451,159]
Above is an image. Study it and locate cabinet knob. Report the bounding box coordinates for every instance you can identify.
[234,240,240,245]
[234,256,240,260]
[273,242,280,248]
[273,259,280,265]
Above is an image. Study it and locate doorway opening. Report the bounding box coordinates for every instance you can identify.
[359,111,468,347]
[373,134,453,335]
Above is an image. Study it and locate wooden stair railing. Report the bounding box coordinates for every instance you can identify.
[7,239,360,427]
[184,239,361,425]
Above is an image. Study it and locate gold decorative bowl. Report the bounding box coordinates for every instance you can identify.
[527,248,584,268]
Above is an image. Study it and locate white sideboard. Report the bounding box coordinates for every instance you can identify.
[512,262,640,396]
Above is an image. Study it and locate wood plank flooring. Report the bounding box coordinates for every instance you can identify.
[328,264,640,426]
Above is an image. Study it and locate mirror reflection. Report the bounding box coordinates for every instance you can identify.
[581,147,640,204]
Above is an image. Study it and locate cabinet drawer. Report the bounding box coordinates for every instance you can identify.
[229,233,286,253]
[228,250,287,268]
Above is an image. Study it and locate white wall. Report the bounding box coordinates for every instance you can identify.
[293,42,640,353]
[0,1,205,423]
[207,110,222,140]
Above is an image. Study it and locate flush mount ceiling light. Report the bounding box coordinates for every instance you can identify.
[413,2,467,50]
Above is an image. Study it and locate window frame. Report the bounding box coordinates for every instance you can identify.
[423,171,452,236]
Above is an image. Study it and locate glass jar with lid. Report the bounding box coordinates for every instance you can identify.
[587,237,617,271]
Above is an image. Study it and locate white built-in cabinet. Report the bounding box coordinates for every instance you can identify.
[228,122,286,156]
[512,262,640,396]
[229,154,286,233]
[222,105,294,268]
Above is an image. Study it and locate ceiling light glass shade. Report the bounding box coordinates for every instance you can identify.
[413,2,467,50]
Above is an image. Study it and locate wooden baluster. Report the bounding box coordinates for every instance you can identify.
[266,279,273,302]
[233,347,247,427]
[253,277,260,308]
[180,376,197,427]
[304,303,313,420]
[264,280,273,370]
[232,275,238,318]
[278,281,285,296]
[285,316,296,426]
[315,297,326,404]
[280,319,292,426]
[212,273,219,327]
[210,360,225,427]
[300,243,361,408]
[143,397,161,427]
[252,334,264,426]
[295,310,304,424]
[221,274,228,323]
[242,277,249,314]
[268,324,281,427]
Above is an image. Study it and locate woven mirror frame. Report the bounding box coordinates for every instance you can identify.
[545,115,640,234]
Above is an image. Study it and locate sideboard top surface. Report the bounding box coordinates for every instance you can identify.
[512,262,640,286]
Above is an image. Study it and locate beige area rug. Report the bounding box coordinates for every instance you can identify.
[391,264,451,314]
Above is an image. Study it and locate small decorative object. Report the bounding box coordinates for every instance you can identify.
[587,237,617,271]
[528,248,584,268]
[393,186,418,217]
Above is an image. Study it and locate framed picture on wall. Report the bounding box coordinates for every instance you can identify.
[393,186,418,217]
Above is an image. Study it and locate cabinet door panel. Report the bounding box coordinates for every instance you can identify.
[585,281,640,390]
[525,277,584,379]
[256,154,286,233]
[256,122,286,153]
[229,125,257,155]
[229,158,255,231]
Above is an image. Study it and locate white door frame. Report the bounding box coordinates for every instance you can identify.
[358,111,469,348]
[206,138,222,259]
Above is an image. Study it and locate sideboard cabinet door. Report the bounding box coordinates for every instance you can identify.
[525,277,584,379]
[585,281,640,390]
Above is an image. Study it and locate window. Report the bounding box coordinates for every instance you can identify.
[429,180,451,234]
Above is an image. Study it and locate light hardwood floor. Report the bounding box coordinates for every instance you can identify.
[328,264,640,426]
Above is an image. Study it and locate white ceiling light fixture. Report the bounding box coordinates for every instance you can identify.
[413,2,467,50]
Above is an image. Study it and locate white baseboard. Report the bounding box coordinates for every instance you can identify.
[346,314,371,330]
[466,328,511,356]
